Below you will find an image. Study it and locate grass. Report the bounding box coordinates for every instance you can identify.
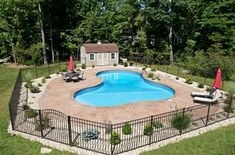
[141,123,235,155]
[0,66,74,155]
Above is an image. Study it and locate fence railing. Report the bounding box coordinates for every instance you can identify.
[9,69,234,155]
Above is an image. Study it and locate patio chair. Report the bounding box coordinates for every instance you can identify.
[193,92,221,103]
[191,88,217,98]
[78,71,85,80]
[0,56,10,64]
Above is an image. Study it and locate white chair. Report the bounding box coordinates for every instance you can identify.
[191,88,217,98]
[193,93,221,103]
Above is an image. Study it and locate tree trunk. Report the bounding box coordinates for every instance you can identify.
[169,26,173,63]
[49,23,54,63]
[11,44,17,66]
[38,3,48,65]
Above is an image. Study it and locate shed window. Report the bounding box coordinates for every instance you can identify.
[111,53,115,60]
[89,53,95,61]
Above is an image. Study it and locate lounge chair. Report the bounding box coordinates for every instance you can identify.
[78,71,85,80]
[193,92,221,103]
[0,56,10,64]
[191,88,217,98]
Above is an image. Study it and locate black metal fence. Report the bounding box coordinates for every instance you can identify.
[9,69,234,155]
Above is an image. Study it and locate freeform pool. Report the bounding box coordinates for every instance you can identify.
[74,70,175,107]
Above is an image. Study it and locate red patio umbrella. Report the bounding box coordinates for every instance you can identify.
[68,56,75,71]
[213,68,222,89]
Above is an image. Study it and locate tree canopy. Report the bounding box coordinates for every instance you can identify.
[0,0,234,65]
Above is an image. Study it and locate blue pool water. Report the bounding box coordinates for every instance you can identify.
[74,70,175,107]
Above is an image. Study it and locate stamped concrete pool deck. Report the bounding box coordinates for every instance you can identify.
[38,66,218,124]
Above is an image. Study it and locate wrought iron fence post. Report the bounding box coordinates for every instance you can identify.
[180,108,185,135]
[110,124,113,155]
[39,110,44,137]
[204,77,207,86]
[68,116,73,146]
[48,64,51,75]
[35,65,38,78]
[149,115,153,145]
[177,66,180,77]
[206,103,211,126]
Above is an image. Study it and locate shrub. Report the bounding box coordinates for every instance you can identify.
[81,64,86,69]
[129,61,134,66]
[113,63,117,66]
[142,67,146,71]
[147,72,154,78]
[223,93,234,114]
[110,132,121,145]
[198,83,204,88]
[35,115,51,131]
[30,85,41,93]
[185,75,193,84]
[171,112,191,134]
[23,105,37,118]
[37,83,42,87]
[92,65,95,68]
[143,123,153,136]
[25,81,32,88]
[122,122,132,135]
[124,62,128,67]
[41,78,46,83]
[45,75,51,79]
[153,121,163,129]
[151,66,157,72]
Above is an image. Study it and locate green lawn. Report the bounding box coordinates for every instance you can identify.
[141,123,235,155]
[0,66,74,155]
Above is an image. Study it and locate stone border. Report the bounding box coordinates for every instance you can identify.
[8,117,235,155]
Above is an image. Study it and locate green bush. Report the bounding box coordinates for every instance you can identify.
[185,44,234,80]
[81,64,86,69]
[223,93,234,114]
[142,66,146,71]
[45,75,51,79]
[129,61,134,66]
[110,132,121,145]
[147,72,154,78]
[41,78,46,83]
[30,85,41,93]
[186,75,193,84]
[151,66,157,71]
[37,83,42,87]
[25,81,32,88]
[35,115,51,131]
[143,123,153,136]
[171,112,191,134]
[124,62,128,67]
[153,121,163,129]
[122,122,132,135]
[198,83,204,88]
[23,105,37,118]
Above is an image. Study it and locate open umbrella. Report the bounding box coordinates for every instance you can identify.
[213,68,222,89]
[68,56,75,71]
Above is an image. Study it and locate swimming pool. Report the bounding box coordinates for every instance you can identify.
[74,70,175,107]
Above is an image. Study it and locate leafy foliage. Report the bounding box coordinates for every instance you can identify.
[223,93,235,114]
[171,112,191,134]
[122,122,132,135]
[110,132,121,145]
[143,123,153,136]
[81,64,86,69]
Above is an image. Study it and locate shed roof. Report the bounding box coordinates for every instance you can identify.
[83,43,119,53]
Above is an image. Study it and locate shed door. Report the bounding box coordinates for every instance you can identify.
[97,53,108,65]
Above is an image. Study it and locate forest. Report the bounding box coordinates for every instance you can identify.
[0,0,234,79]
